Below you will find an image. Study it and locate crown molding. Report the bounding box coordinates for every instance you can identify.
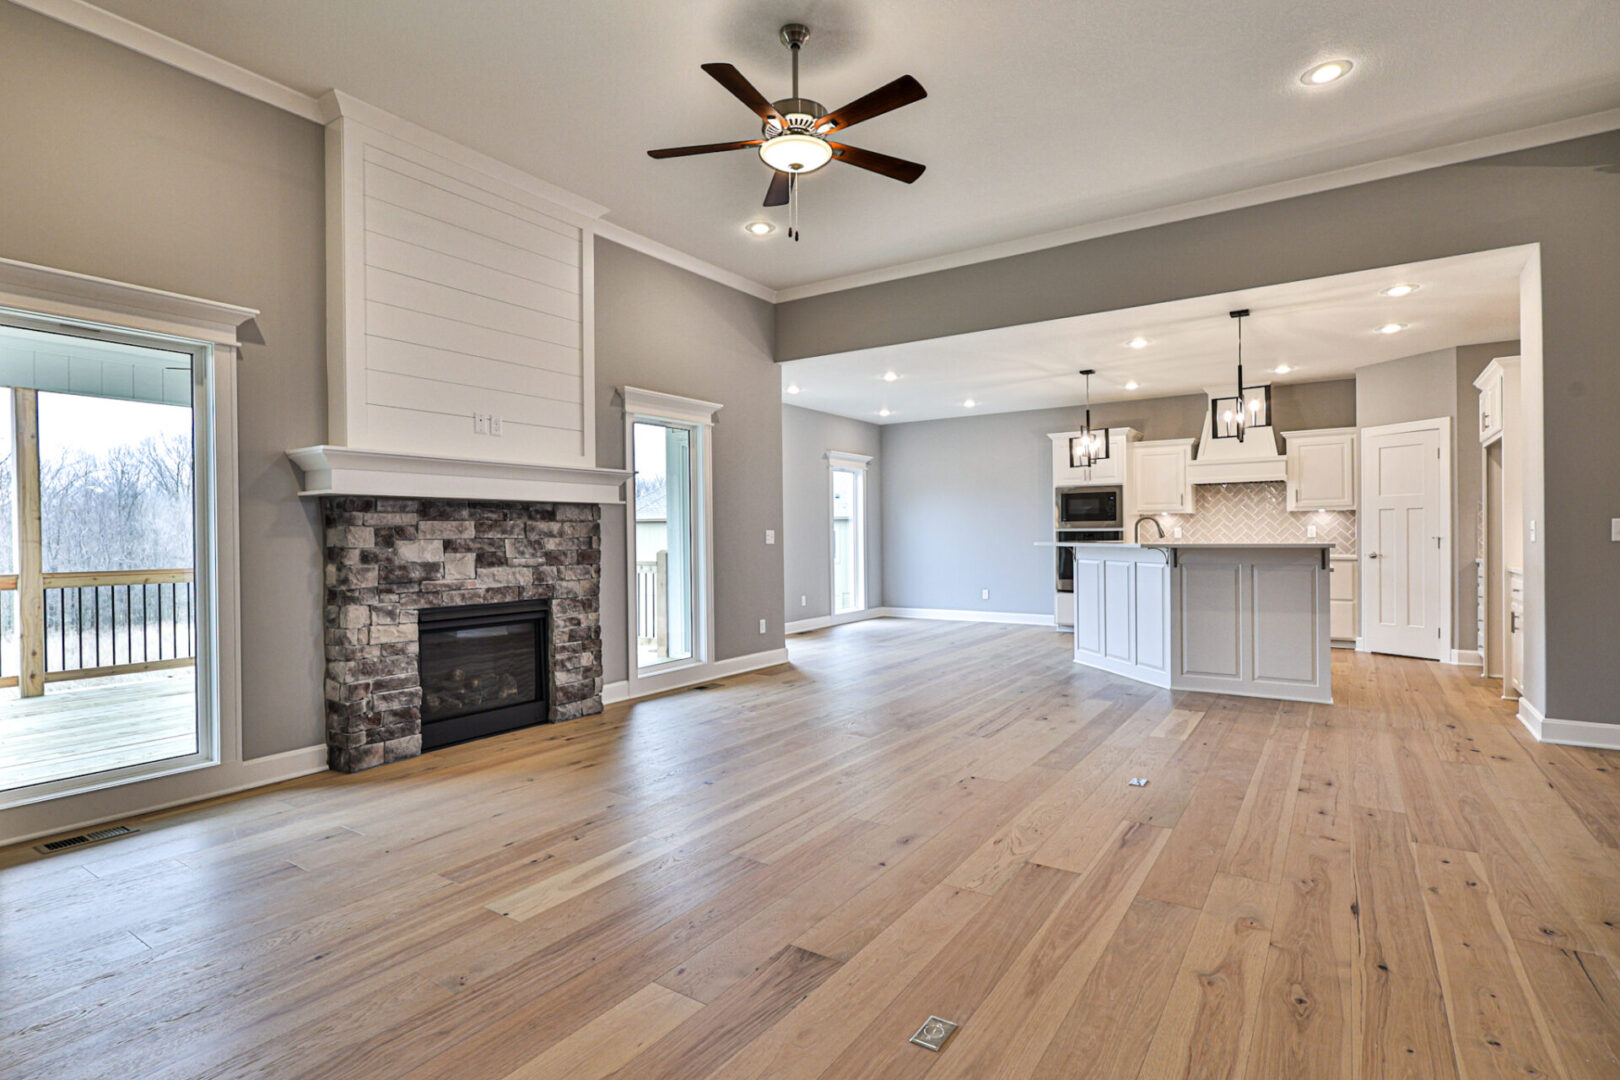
[592,220,776,302]
[772,106,1620,303]
[24,0,1620,311]
[12,0,325,122]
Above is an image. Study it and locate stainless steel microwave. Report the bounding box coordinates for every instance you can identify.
[1056,486,1123,528]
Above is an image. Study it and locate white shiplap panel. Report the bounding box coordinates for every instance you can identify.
[364,144,580,243]
[364,199,579,295]
[367,370,583,432]
[366,337,582,404]
[364,403,584,463]
[365,266,579,351]
[364,232,580,321]
[364,161,579,268]
[366,302,580,376]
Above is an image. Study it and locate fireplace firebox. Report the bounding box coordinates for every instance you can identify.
[418,599,551,751]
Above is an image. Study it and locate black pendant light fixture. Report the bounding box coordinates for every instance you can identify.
[1210,308,1271,441]
[1070,369,1110,467]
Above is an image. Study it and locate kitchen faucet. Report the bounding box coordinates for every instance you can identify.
[1134,515,1166,543]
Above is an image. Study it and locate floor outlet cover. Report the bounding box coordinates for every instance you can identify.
[910,1016,959,1052]
[1129,777,1150,787]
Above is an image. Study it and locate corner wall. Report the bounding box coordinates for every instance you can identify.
[781,405,882,623]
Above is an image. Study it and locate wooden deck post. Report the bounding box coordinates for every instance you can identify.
[14,388,44,697]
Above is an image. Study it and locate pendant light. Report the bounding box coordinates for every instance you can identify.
[1211,308,1271,442]
[1070,369,1110,467]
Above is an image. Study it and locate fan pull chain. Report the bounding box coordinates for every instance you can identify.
[789,173,800,241]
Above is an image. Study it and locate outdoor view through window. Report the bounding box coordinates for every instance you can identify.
[0,323,199,795]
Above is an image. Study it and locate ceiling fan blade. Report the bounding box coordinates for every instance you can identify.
[828,143,926,183]
[815,75,926,133]
[701,62,784,125]
[647,140,762,159]
[764,170,791,207]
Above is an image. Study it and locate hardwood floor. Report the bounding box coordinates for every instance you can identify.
[3,618,1618,1080]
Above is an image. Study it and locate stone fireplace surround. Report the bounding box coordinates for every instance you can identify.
[322,496,602,773]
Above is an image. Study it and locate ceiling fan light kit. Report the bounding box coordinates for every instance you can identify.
[647,22,927,240]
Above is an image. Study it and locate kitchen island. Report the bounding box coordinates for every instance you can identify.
[1044,541,1334,703]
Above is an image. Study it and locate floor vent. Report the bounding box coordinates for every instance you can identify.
[35,825,137,854]
[692,682,724,691]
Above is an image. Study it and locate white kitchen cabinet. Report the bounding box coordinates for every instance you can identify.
[1477,362,1505,444]
[1283,428,1357,511]
[1329,556,1358,644]
[1050,428,1135,487]
[1130,439,1196,513]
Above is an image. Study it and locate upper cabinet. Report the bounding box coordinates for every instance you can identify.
[1475,359,1510,445]
[1131,439,1197,513]
[1050,428,1136,487]
[1282,428,1357,511]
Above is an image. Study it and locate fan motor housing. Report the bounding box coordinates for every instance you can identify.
[765,98,827,137]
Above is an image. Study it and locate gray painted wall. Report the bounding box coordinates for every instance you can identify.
[781,405,882,623]
[0,7,327,758]
[594,239,784,683]
[1356,341,1518,652]
[880,381,1356,615]
[781,131,1620,724]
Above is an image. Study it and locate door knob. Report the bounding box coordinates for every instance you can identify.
[1367,552,1380,559]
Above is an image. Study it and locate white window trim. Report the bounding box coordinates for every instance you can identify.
[622,387,721,697]
[0,259,322,846]
[826,451,872,616]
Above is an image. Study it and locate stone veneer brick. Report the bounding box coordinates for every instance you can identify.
[321,497,603,773]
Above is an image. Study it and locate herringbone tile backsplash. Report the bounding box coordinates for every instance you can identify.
[1152,481,1357,555]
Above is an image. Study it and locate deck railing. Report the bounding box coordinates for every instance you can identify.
[0,568,196,690]
[635,553,668,658]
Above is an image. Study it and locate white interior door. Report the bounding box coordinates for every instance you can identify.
[1360,420,1449,660]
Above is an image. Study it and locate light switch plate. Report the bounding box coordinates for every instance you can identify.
[981,589,990,600]
[490,415,503,436]
[759,618,767,633]
[1612,518,1620,542]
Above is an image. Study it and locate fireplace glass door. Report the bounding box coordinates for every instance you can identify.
[417,600,549,750]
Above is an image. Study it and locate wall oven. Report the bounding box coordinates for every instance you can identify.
[1055,529,1123,592]
[1056,486,1123,529]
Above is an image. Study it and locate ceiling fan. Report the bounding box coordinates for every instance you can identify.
[647,23,927,237]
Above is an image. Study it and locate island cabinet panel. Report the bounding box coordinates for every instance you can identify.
[1057,542,1332,704]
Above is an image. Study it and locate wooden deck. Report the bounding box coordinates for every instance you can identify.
[2,619,1618,1079]
[0,672,195,791]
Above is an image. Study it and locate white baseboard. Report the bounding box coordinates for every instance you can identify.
[1516,697,1620,750]
[602,647,792,705]
[1448,649,1484,667]
[0,744,329,847]
[883,607,1056,627]
[785,609,883,635]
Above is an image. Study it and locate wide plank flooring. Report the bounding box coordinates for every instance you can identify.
[3,618,1619,1079]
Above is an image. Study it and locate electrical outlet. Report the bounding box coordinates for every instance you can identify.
[765,530,775,545]
[981,589,990,600]
[800,595,807,606]
[759,618,767,634]
[473,412,489,434]
[1173,526,1183,539]
[1612,518,1620,542]
[490,415,504,436]
[1307,524,1318,538]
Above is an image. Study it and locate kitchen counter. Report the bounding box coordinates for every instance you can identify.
[1040,540,1333,703]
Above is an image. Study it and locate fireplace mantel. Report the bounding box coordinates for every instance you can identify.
[288,445,628,504]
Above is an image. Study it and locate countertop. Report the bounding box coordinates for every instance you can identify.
[1036,540,1336,550]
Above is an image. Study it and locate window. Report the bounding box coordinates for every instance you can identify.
[827,451,872,616]
[622,388,719,691]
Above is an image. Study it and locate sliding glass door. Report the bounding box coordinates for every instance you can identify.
[0,318,211,801]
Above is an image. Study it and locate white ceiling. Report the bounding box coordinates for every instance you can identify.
[779,247,1527,423]
[84,0,1620,292]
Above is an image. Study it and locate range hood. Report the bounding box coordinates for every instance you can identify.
[1187,386,1286,485]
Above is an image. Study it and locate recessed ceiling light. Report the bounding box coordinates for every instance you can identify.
[1380,283,1418,297]
[962,398,977,408]
[1124,380,1140,390]
[1126,337,1149,350]
[1375,323,1406,335]
[744,221,775,236]
[785,383,801,394]
[878,407,892,418]
[1301,59,1354,85]
[1273,364,1292,375]
[882,371,899,382]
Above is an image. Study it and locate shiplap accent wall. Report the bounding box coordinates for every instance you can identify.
[325,94,608,467]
